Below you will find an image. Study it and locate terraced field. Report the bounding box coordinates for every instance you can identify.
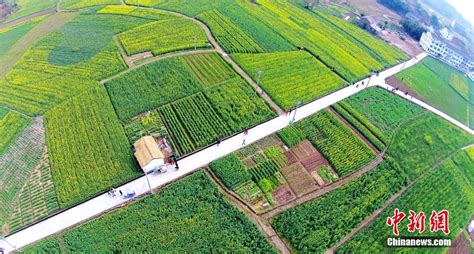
[1,0,55,24]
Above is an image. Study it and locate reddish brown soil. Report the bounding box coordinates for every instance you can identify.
[279,163,317,197]
[301,154,328,172]
[272,186,295,204]
[284,150,298,165]
[447,234,470,254]
[386,76,425,102]
[292,140,317,160]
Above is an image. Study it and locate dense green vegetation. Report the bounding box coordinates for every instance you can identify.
[24,171,276,253]
[105,56,203,122]
[388,114,473,180]
[0,111,31,155]
[182,52,236,88]
[0,13,153,115]
[45,86,139,208]
[279,110,376,176]
[161,93,231,156]
[119,18,209,56]
[396,57,473,125]
[204,79,276,132]
[198,10,263,53]
[233,51,344,109]
[342,87,425,138]
[209,154,251,190]
[0,16,45,55]
[339,151,474,253]
[273,158,409,253]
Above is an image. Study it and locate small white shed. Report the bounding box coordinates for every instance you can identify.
[134,136,165,173]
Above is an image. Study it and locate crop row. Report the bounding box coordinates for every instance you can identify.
[209,154,252,190]
[232,51,344,110]
[332,104,385,151]
[119,18,209,56]
[198,9,263,54]
[0,111,31,155]
[340,151,474,253]
[45,86,140,208]
[24,171,275,253]
[161,93,231,156]
[0,13,153,115]
[105,56,202,122]
[273,158,408,253]
[295,110,376,176]
[182,52,236,88]
[249,160,279,182]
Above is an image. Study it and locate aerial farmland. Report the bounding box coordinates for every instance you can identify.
[0,0,473,253]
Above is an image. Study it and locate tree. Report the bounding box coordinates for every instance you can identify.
[430,15,440,29]
[401,19,427,40]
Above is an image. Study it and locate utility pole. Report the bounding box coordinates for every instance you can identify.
[145,170,153,194]
[291,100,302,123]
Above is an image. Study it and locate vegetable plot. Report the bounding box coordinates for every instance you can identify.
[209,154,252,190]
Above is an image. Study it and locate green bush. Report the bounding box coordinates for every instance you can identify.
[209,154,251,190]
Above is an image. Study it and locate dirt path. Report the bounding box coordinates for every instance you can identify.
[100,48,217,84]
[326,148,465,253]
[131,5,284,115]
[0,8,56,30]
[113,35,135,68]
[205,168,291,254]
[0,12,78,77]
[262,154,384,219]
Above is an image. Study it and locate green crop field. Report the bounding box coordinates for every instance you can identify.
[105,56,203,122]
[1,0,56,24]
[106,53,275,156]
[60,0,120,10]
[0,13,155,115]
[181,52,236,88]
[45,86,140,208]
[233,51,344,109]
[396,57,473,125]
[198,10,263,53]
[160,93,232,156]
[118,18,209,56]
[8,162,60,233]
[0,16,45,55]
[0,118,45,232]
[204,79,276,132]
[339,150,474,253]
[278,109,376,176]
[0,111,31,155]
[23,171,276,253]
[126,0,405,81]
[339,88,425,138]
[209,154,251,190]
[272,158,408,253]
